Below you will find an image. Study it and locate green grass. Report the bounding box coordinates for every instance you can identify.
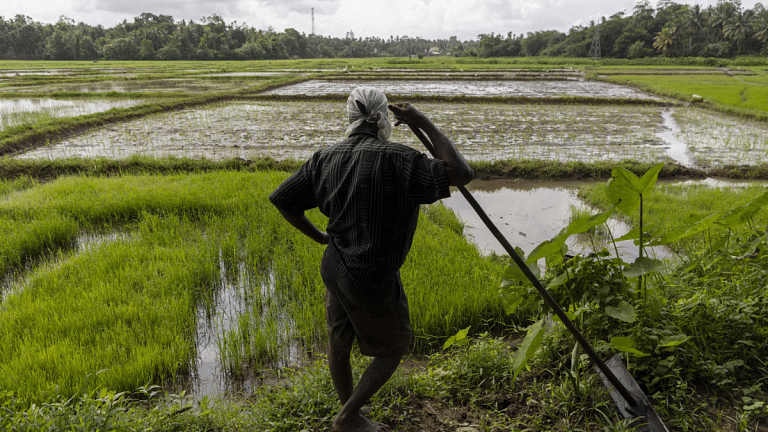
[0,216,218,401]
[599,72,768,121]
[0,169,509,403]
[577,180,768,253]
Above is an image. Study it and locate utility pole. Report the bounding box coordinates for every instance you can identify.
[589,21,601,61]
[311,8,315,35]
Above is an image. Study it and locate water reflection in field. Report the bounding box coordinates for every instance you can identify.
[441,180,671,262]
[262,79,663,99]
[17,101,710,167]
[0,99,142,131]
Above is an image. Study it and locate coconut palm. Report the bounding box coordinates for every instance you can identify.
[709,1,738,41]
[724,10,754,52]
[653,26,675,54]
[682,4,708,50]
[755,19,768,45]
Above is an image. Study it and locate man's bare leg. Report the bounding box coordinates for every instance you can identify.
[328,335,355,404]
[331,354,401,432]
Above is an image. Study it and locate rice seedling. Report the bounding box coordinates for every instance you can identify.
[18,101,679,166]
[0,170,510,403]
[0,99,142,131]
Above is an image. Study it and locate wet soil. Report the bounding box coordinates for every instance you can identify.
[0,99,142,130]
[593,67,756,76]
[0,78,265,94]
[347,68,585,80]
[672,108,768,167]
[262,79,663,99]
[15,102,691,166]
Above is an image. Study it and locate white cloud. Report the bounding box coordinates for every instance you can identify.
[2,0,765,41]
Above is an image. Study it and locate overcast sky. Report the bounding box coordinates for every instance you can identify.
[2,0,763,41]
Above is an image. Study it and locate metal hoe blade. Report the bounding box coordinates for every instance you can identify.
[406,124,671,432]
[597,355,669,432]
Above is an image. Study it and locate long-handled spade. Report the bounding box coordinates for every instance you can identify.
[405,124,670,432]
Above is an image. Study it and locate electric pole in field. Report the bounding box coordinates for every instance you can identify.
[311,8,315,35]
[589,21,601,60]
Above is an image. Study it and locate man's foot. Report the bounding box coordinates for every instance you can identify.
[332,413,388,432]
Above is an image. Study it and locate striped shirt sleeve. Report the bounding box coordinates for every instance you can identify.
[402,152,450,205]
[268,159,318,214]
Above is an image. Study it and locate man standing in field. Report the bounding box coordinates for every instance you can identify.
[269,87,473,432]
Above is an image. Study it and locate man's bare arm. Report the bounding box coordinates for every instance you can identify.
[388,103,474,186]
[276,208,330,245]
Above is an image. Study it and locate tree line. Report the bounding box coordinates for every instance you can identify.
[1,1,767,61]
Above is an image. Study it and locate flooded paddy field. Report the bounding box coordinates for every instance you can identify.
[261,79,663,99]
[0,77,269,95]
[18,100,746,169]
[201,71,309,77]
[188,175,718,397]
[592,67,755,76]
[673,108,768,167]
[4,63,768,407]
[346,68,585,80]
[0,98,142,131]
[441,179,672,261]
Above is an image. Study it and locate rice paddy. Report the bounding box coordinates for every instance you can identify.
[2,60,768,407]
[0,171,511,401]
[1,78,271,95]
[0,99,142,131]
[261,78,664,99]
[18,99,766,169]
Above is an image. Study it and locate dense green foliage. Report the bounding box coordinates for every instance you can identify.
[3,0,768,61]
[499,166,768,430]
[0,170,509,403]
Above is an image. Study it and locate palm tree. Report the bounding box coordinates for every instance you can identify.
[709,2,738,42]
[724,10,754,53]
[754,19,768,45]
[653,27,675,54]
[682,4,707,50]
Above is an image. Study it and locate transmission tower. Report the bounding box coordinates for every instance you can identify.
[311,8,315,35]
[589,22,601,60]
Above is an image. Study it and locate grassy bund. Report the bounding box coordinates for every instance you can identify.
[0,58,767,431]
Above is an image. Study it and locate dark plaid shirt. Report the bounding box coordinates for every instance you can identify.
[269,122,450,274]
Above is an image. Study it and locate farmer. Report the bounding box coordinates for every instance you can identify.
[269,87,473,432]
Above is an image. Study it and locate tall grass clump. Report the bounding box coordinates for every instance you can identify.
[0,169,509,404]
[0,214,220,402]
[577,181,768,254]
[497,165,768,430]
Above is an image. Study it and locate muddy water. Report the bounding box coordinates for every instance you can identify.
[656,108,695,167]
[201,72,307,77]
[0,99,142,130]
[349,69,585,80]
[16,102,683,166]
[672,109,768,167]
[2,78,262,94]
[191,257,254,396]
[262,79,663,99]
[0,70,73,76]
[188,255,309,397]
[441,180,670,262]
